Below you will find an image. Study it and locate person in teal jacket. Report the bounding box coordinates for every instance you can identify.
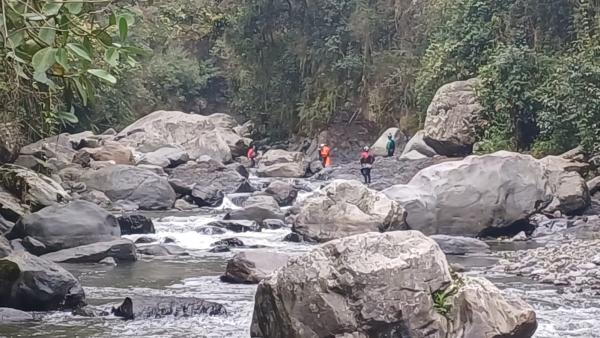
[386,134,396,157]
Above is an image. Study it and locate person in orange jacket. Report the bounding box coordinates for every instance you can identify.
[319,143,332,167]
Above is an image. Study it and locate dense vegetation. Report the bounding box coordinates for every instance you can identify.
[1,0,599,154]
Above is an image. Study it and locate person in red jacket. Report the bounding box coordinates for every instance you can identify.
[359,146,375,184]
[247,145,257,167]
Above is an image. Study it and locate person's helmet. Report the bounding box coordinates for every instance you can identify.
[320,144,325,148]
[363,146,369,151]
[388,133,393,138]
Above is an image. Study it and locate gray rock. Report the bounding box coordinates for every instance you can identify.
[0,251,85,310]
[262,219,286,229]
[226,195,284,223]
[138,145,189,168]
[168,157,252,207]
[0,307,34,322]
[19,133,78,167]
[430,235,491,255]
[203,220,261,233]
[40,239,137,263]
[251,231,536,338]
[99,257,117,266]
[117,214,155,235]
[292,180,407,242]
[383,152,553,236]
[111,296,227,320]
[401,130,438,157]
[195,226,227,235]
[370,127,406,157]
[6,200,120,254]
[308,160,324,175]
[21,236,47,255]
[137,244,188,256]
[210,238,245,248]
[257,150,306,178]
[587,176,600,195]
[79,190,112,209]
[0,187,28,222]
[400,149,429,160]
[134,236,157,244]
[221,251,289,284]
[0,164,70,212]
[73,141,134,166]
[174,199,196,211]
[135,164,166,176]
[543,162,590,215]
[423,78,483,156]
[0,236,12,258]
[265,180,298,206]
[0,215,13,235]
[82,165,176,210]
[117,111,244,162]
[511,231,528,241]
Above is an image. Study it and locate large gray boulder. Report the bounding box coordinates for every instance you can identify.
[401,130,438,157]
[0,187,27,222]
[82,165,176,210]
[292,180,407,242]
[541,155,591,215]
[117,111,248,162]
[138,145,189,168]
[168,156,252,207]
[430,235,490,255]
[6,200,120,254]
[227,195,284,223]
[383,152,553,236]
[251,231,536,338]
[0,251,85,311]
[423,78,484,156]
[0,307,34,322]
[369,127,406,157]
[73,141,134,166]
[257,150,306,178]
[0,164,70,213]
[265,180,298,206]
[40,239,137,263]
[221,251,289,284]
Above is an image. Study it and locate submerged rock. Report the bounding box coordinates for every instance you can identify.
[430,235,491,255]
[0,307,35,322]
[40,239,137,263]
[251,231,536,338]
[6,200,120,255]
[292,179,406,242]
[0,251,85,311]
[210,238,245,248]
[226,195,284,223]
[221,251,289,284]
[111,296,227,320]
[203,220,261,233]
[137,244,188,256]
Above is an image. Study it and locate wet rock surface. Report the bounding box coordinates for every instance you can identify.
[117,214,155,235]
[111,296,227,320]
[40,239,137,264]
[221,250,289,284]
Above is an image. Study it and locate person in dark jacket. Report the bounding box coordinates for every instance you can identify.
[359,146,375,184]
[386,133,396,157]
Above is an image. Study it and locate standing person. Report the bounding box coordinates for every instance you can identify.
[247,144,257,168]
[319,143,332,167]
[386,133,396,157]
[360,146,374,184]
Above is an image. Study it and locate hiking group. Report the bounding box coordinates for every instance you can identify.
[246,133,396,184]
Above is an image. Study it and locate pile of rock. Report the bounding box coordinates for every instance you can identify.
[497,239,600,291]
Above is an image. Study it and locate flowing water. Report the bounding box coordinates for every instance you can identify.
[1,180,600,337]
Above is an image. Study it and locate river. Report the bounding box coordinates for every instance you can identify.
[1,183,600,338]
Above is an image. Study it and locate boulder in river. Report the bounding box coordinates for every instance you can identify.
[168,156,252,207]
[73,141,134,166]
[138,145,189,168]
[221,250,289,284]
[40,239,137,263]
[136,244,188,256]
[369,127,406,157]
[203,220,261,233]
[0,251,85,311]
[111,296,227,320]
[117,214,155,235]
[0,215,13,235]
[0,164,70,212]
[0,307,35,322]
[6,200,120,255]
[423,78,484,156]
[116,110,247,162]
[251,231,537,338]
[401,130,438,158]
[292,179,407,242]
[383,152,553,236]
[541,156,591,215]
[82,165,176,210]
[430,235,491,255]
[0,236,12,258]
[265,180,298,206]
[210,238,245,248]
[226,195,285,223]
[257,150,306,178]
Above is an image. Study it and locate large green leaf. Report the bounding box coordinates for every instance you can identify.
[33,70,55,87]
[72,78,87,106]
[119,16,128,41]
[31,47,57,72]
[57,107,79,124]
[87,69,117,84]
[7,31,25,48]
[104,47,119,67]
[42,1,62,16]
[38,19,56,45]
[65,1,83,15]
[55,48,69,71]
[67,43,91,61]
[93,30,112,46]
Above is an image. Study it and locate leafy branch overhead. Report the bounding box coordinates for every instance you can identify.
[0,0,147,124]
